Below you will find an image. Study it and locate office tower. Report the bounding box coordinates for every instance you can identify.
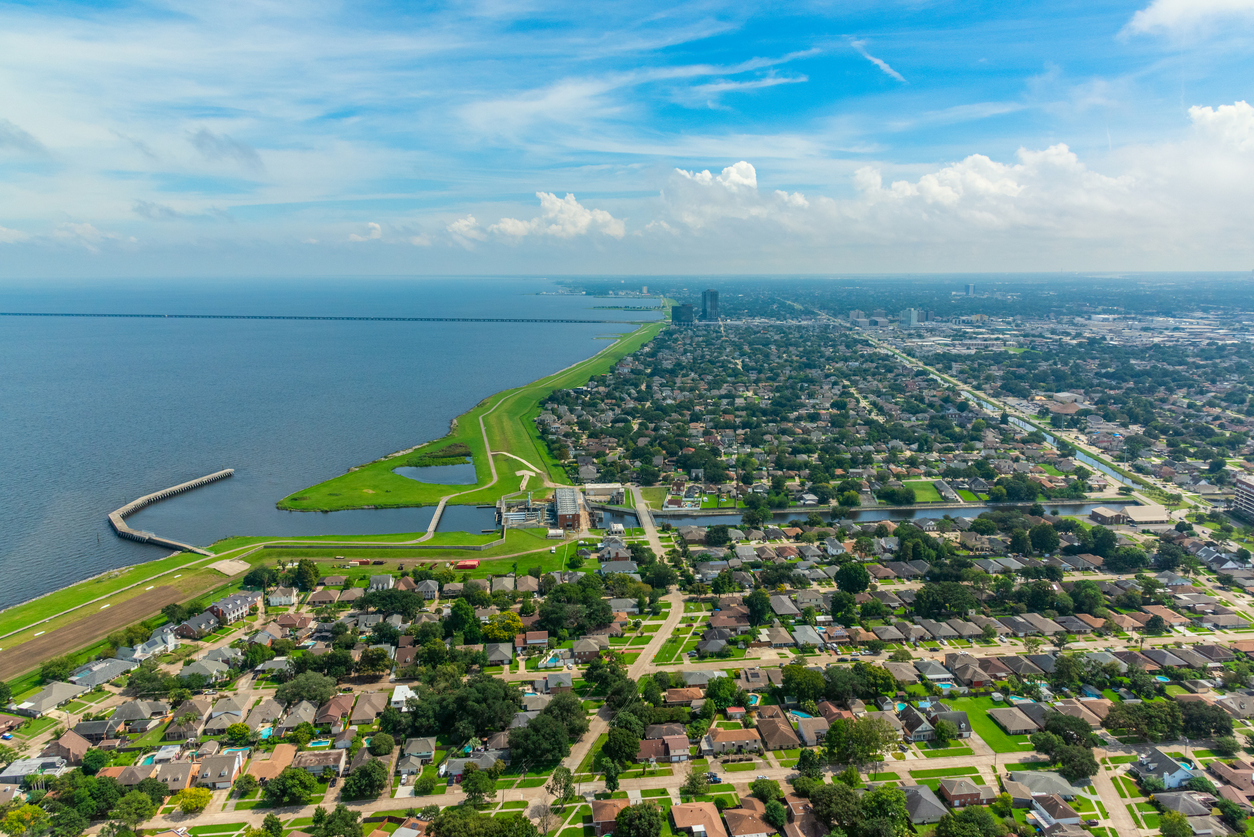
[701,289,719,321]
[966,283,975,296]
[900,308,918,327]
[671,304,695,325]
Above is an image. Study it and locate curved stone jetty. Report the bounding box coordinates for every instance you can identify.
[108,469,233,555]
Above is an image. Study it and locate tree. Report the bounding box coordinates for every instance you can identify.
[40,655,74,684]
[234,773,260,799]
[81,749,111,775]
[1213,736,1241,758]
[835,563,871,594]
[263,815,284,837]
[614,804,663,837]
[276,671,337,706]
[1159,810,1191,837]
[483,612,524,643]
[764,801,787,831]
[342,760,388,799]
[745,589,771,626]
[462,766,496,806]
[1145,614,1167,635]
[546,767,574,808]
[227,722,251,744]
[811,782,861,831]
[264,767,320,806]
[751,778,782,802]
[1043,712,1098,747]
[935,807,1007,837]
[173,787,213,815]
[797,748,822,779]
[356,647,393,675]
[912,582,976,620]
[680,768,709,797]
[109,790,157,829]
[1181,701,1233,738]
[369,733,395,756]
[295,559,319,591]
[933,720,958,746]
[1055,745,1099,783]
[2,805,48,837]
[311,804,363,837]
[860,786,910,837]
[1029,524,1060,554]
[602,727,642,765]
[782,665,825,704]
[48,808,87,837]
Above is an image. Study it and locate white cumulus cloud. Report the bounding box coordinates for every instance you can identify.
[1126,0,1254,34]
[648,102,1254,268]
[349,222,382,242]
[489,192,625,239]
[447,214,487,247]
[0,225,31,243]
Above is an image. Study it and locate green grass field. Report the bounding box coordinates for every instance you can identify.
[278,320,663,512]
[946,697,1036,754]
[902,481,944,503]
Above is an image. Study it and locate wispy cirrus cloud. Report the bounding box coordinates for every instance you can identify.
[188,128,264,173]
[0,118,46,154]
[849,39,906,83]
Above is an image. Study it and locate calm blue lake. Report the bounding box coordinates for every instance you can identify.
[0,278,660,609]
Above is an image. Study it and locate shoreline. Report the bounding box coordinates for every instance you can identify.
[0,317,667,677]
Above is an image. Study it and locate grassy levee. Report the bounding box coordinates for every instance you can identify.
[277,319,664,512]
[0,551,209,639]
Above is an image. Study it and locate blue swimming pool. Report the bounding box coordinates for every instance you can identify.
[1155,675,1170,683]
[895,702,907,712]
[1007,696,1035,705]
[259,727,274,739]
[309,739,331,747]
[791,711,813,718]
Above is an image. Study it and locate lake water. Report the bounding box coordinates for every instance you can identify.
[0,278,661,610]
[393,463,478,485]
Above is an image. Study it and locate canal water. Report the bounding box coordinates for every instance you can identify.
[599,500,1134,530]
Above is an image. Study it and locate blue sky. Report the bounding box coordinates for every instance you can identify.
[1,0,1253,276]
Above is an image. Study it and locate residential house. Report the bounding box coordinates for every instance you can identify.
[292,749,347,777]
[268,587,298,606]
[197,753,244,789]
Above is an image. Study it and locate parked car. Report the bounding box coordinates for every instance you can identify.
[708,775,722,784]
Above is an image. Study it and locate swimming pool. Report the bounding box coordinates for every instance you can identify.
[309,739,332,747]
[936,682,956,690]
[139,755,155,766]
[223,747,250,755]
[1155,675,1170,683]
[748,695,760,705]
[259,727,274,739]
[791,711,813,719]
[1007,696,1036,704]
[895,702,907,712]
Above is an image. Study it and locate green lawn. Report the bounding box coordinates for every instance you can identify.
[909,767,980,778]
[724,762,760,772]
[902,481,944,503]
[946,697,1036,754]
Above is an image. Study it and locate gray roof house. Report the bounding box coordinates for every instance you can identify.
[15,682,88,717]
[904,785,947,823]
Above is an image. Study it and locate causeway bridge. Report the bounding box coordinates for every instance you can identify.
[108,469,234,555]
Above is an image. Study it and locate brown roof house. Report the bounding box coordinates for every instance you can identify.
[592,799,631,837]
[701,727,762,755]
[671,803,729,837]
[724,799,777,837]
[316,694,355,728]
[42,731,91,764]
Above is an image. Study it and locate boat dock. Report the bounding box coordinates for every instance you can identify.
[107,469,233,555]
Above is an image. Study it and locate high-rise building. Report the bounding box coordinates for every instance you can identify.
[849,309,865,322]
[900,308,918,327]
[966,283,975,296]
[1236,474,1254,522]
[671,304,695,325]
[701,289,720,321]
